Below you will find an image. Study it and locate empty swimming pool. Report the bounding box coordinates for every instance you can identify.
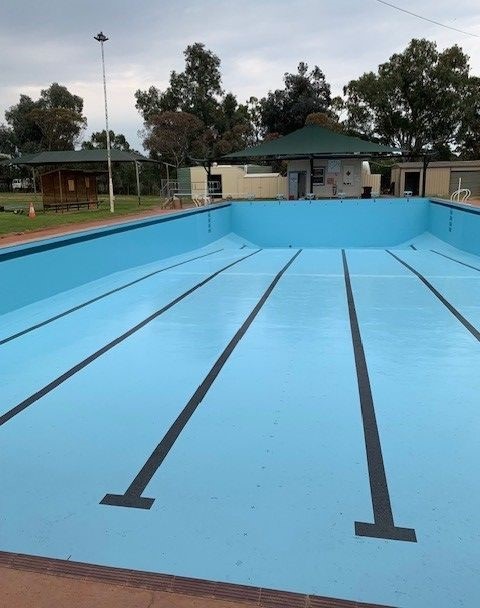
[1,199,479,607]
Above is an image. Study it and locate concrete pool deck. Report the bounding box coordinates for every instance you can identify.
[0,551,392,608]
[0,205,186,248]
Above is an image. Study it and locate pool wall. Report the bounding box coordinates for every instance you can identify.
[428,199,480,256]
[2,197,480,315]
[0,205,230,314]
[231,198,430,247]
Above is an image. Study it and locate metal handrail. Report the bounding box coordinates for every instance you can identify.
[450,188,471,203]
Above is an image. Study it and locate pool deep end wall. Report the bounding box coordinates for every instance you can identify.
[231,199,430,247]
[0,205,231,315]
[2,197,480,315]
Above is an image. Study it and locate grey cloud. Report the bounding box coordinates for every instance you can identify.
[1,0,479,150]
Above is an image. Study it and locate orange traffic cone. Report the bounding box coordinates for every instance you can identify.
[28,202,36,219]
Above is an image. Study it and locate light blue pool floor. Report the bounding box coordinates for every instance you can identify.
[1,237,480,608]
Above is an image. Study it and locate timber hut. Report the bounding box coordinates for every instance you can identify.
[40,169,100,210]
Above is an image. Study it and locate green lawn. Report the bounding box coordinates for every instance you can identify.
[0,193,170,236]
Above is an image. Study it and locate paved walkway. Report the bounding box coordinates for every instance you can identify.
[0,205,185,249]
[0,552,388,608]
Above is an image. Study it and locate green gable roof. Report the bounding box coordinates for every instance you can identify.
[223,125,401,160]
[6,149,158,166]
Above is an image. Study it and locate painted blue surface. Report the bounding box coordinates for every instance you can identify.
[231,198,430,247]
[1,199,480,608]
[428,199,480,256]
[0,204,231,314]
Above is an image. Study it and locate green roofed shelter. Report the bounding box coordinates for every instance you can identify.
[5,149,160,207]
[222,125,402,199]
[223,125,400,161]
[5,149,158,166]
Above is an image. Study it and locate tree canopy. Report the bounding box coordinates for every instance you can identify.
[136,43,254,163]
[82,130,131,151]
[259,62,332,136]
[342,39,477,159]
[1,83,86,154]
[2,38,479,165]
[142,111,206,168]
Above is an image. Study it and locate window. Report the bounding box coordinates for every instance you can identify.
[311,166,325,186]
[67,179,75,192]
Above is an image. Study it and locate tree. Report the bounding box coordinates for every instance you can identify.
[136,43,254,160]
[246,96,264,143]
[135,43,223,129]
[212,93,254,155]
[457,76,480,159]
[2,83,86,152]
[30,83,86,150]
[305,112,343,132]
[4,94,43,153]
[259,62,332,135]
[342,39,471,158]
[134,86,163,122]
[142,111,205,168]
[82,130,131,151]
[81,130,141,194]
[0,125,16,156]
[37,82,83,114]
[29,107,86,150]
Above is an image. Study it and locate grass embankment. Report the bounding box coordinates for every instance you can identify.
[0,193,170,236]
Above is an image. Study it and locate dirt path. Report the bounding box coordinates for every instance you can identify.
[0,205,184,248]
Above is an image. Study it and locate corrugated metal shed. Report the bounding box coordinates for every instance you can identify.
[392,160,480,197]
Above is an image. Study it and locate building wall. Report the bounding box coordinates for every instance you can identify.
[41,171,98,205]
[287,158,365,198]
[392,161,480,198]
[426,168,451,197]
[240,174,287,198]
[182,161,380,200]
[186,165,286,199]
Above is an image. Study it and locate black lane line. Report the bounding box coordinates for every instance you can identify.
[0,250,261,428]
[410,244,417,250]
[0,249,225,346]
[387,250,480,341]
[101,249,302,510]
[342,250,417,542]
[430,249,480,272]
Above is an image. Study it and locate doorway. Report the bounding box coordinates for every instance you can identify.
[404,171,420,196]
[288,171,307,199]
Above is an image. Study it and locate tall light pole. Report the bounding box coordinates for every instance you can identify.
[94,31,114,213]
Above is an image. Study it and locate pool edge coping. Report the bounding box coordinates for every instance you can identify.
[0,202,231,255]
[0,550,395,608]
[0,202,232,261]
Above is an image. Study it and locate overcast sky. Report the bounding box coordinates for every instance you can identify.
[1,0,479,150]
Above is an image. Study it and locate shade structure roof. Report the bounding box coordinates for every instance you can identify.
[223,125,401,161]
[4,149,158,166]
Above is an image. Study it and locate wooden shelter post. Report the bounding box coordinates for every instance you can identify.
[309,157,314,195]
[135,161,141,205]
[31,167,37,203]
[58,170,63,203]
[421,155,430,198]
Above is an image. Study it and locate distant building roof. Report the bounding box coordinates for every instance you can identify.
[5,149,158,166]
[223,125,401,161]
